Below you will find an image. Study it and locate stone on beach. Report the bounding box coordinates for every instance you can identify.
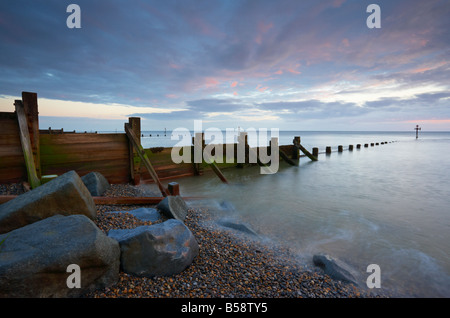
[0,170,96,234]
[156,195,189,222]
[106,207,163,223]
[217,217,259,237]
[81,171,111,196]
[312,254,359,286]
[108,219,199,277]
[0,214,120,298]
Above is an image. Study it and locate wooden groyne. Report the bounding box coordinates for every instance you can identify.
[0,92,395,193]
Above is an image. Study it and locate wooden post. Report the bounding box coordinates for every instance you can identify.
[349,145,354,151]
[192,132,204,175]
[364,144,369,148]
[338,145,343,152]
[125,123,169,197]
[168,182,180,196]
[371,143,374,147]
[15,100,41,189]
[292,137,300,159]
[312,147,319,158]
[326,146,332,154]
[21,92,41,179]
[293,137,317,161]
[128,117,141,185]
[357,144,361,149]
[236,132,247,168]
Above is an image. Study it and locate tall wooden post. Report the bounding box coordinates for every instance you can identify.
[292,136,300,159]
[192,132,204,175]
[15,100,40,189]
[326,146,332,155]
[21,92,41,179]
[128,117,141,185]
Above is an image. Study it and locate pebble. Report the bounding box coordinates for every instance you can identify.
[82,186,388,299]
[1,183,388,299]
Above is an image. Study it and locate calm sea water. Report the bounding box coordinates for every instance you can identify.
[139,131,450,297]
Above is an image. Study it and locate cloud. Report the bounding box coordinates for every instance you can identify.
[1,0,449,130]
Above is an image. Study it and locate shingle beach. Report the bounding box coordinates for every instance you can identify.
[1,183,389,299]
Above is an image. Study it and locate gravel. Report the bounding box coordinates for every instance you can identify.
[81,187,389,299]
[1,183,389,299]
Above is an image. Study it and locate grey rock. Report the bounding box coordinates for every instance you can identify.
[0,170,96,234]
[106,207,163,222]
[0,214,120,298]
[108,219,198,277]
[81,171,111,196]
[217,217,259,237]
[156,195,189,222]
[312,254,359,285]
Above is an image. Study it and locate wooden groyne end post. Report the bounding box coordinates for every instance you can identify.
[415,125,421,139]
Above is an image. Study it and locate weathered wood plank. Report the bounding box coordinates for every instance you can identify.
[15,100,40,189]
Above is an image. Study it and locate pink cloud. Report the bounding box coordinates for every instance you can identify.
[333,0,346,7]
[169,63,182,69]
[204,77,219,88]
[231,81,238,88]
[256,84,269,92]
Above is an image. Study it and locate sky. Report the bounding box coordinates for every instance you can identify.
[1,0,449,132]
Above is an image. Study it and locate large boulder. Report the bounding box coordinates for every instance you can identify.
[81,171,111,196]
[312,254,359,285]
[108,219,198,277]
[0,170,96,234]
[0,214,120,298]
[156,195,189,222]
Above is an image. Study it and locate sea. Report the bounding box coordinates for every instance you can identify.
[137,130,450,298]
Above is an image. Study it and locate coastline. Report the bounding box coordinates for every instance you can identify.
[83,184,390,299]
[0,182,391,299]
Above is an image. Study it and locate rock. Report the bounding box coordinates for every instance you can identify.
[312,254,359,285]
[219,200,236,213]
[0,170,96,234]
[108,219,199,277]
[156,195,189,222]
[217,217,259,237]
[81,171,111,196]
[0,214,120,298]
[106,207,163,222]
